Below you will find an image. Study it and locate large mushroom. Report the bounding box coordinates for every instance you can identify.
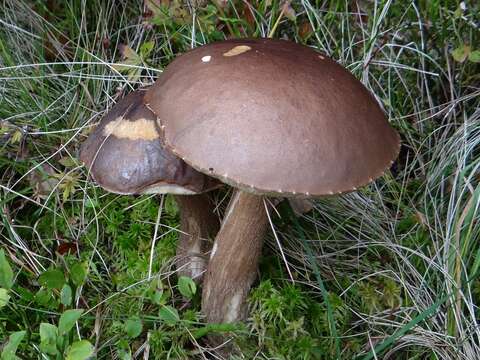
[145,38,401,323]
[80,89,220,281]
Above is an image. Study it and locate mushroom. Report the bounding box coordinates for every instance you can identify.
[144,38,401,323]
[80,89,220,281]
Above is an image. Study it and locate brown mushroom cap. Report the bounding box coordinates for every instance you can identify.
[145,38,400,197]
[80,89,216,195]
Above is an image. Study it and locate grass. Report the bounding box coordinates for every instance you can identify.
[1,0,480,358]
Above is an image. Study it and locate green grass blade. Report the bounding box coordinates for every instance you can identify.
[286,203,341,359]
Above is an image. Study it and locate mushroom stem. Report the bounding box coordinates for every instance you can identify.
[174,194,219,282]
[202,190,269,323]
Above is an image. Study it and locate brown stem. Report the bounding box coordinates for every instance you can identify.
[202,190,269,323]
[174,193,219,282]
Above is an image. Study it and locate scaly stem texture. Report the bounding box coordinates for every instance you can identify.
[202,190,269,323]
[174,193,219,282]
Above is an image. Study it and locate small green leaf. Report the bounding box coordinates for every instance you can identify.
[118,349,132,360]
[150,289,164,305]
[10,130,22,144]
[453,6,463,18]
[56,334,65,351]
[39,269,65,289]
[468,50,480,63]
[140,41,155,58]
[58,157,78,167]
[451,45,470,63]
[62,182,72,202]
[84,198,98,208]
[1,330,26,360]
[0,249,14,289]
[178,276,196,299]
[60,284,73,306]
[66,340,94,360]
[124,317,142,338]
[70,262,88,286]
[39,323,58,355]
[158,305,179,325]
[0,288,10,309]
[58,309,84,335]
[35,287,53,305]
[192,323,239,339]
[16,287,34,302]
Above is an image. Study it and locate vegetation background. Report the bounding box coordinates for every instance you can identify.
[1,0,480,359]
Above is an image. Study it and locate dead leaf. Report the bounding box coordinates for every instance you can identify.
[288,198,314,216]
[112,44,143,82]
[56,242,77,255]
[350,0,369,25]
[280,1,296,21]
[452,45,471,63]
[298,21,313,40]
[29,164,59,199]
[242,4,256,28]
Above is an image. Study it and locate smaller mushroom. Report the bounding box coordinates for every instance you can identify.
[80,89,220,281]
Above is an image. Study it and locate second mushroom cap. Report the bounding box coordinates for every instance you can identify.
[80,90,215,195]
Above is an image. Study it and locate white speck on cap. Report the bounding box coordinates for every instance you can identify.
[201,55,211,62]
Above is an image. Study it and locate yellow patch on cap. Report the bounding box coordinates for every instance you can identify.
[223,45,252,57]
[103,117,159,141]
